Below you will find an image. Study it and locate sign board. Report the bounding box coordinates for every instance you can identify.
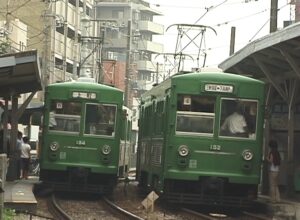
[204,84,233,93]
[141,191,159,211]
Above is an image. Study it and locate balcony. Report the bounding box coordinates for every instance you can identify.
[137,40,163,54]
[138,21,164,35]
[136,60,156,72]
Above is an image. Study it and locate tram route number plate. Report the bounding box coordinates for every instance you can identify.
[205,84,233,93]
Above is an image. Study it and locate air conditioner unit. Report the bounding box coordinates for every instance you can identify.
[107,52,114,59]
[55,19,63,28]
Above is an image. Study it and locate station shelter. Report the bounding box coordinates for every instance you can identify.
[219,22,300,196]
[0,50,42,181]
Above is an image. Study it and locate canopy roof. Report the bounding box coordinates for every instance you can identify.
[219,22,300,102]
[0,50,42,96]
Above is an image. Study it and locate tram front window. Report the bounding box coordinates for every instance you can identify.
[48,101,81,133]
[85,104,116,136]
[219,99,258,139]
[176,95,215,135]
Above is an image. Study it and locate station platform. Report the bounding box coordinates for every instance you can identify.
[257,194,300,219]
[4,176,39,212]
[2,177,300,219]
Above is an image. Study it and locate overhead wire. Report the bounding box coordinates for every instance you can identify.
[168,0,229,71]
[248,2,290,42]
[212,8,269,27]
[192,0,228,26]
[189,1,290,61]
[1,0,48,44]
[8,0,32,14]
[159,0,292,72]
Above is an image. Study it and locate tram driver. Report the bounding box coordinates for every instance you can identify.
[221,102,248,137]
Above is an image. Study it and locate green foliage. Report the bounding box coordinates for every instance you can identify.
[0,41,11,55]
[4,208,16,220]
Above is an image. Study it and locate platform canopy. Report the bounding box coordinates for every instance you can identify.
[219,22,300,102]
[0,50,42,96]
[219,22,300,196]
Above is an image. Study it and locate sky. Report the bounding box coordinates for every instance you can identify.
[147,0,292,73]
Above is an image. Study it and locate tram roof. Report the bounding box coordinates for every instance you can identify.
[219,22,300,85]
[0,50,42,96]
[48,80,123,93]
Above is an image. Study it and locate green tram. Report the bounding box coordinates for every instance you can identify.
[136,70,265,207]
[39,78,131,193]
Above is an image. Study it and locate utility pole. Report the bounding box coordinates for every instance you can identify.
[98,29,105,83]
[156,62,159,84]
[270,0,278,33]
[296,0,300,22]
[63,0,69,81]
[229,26,236,56]
[124,20,132,107]
[72,0,80,80]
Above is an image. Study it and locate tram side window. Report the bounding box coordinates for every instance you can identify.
[49,101,81,132]
[219,99,258,139]
[176,95,215,135]
[154,101,164,135]
[85,104,116,136]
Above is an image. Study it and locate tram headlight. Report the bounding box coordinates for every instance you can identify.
[242,149,253,161]
[102,145,111,155]
[178,145,189,157]
[49,142,59,151]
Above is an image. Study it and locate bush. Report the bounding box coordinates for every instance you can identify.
[4,208,16,220]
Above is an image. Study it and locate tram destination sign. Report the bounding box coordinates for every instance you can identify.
[72,91,97,99]
[204,84,233,93]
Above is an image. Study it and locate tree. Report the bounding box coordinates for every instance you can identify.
[0,41,11,55]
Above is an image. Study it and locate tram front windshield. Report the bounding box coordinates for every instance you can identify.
[85,104,116,136]
[176,95,258,139]
[48,101,117,137]
[176,95,215,136]
[48,101,81,133]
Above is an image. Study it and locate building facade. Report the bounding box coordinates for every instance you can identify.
[95,0,164,106]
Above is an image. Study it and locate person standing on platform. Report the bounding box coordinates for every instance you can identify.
[267,139,281,203]
[0,101,4,129]
[16,131,23,179]
[20,136,31,179]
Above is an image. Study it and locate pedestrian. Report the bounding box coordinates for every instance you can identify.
[267,139,281,203]
[16,131,23,179]
[0,101,4,129]
[20,136,31,180]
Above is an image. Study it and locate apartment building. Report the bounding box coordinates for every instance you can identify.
[95,0,164,102]
[0,0,163,109]
[94,0,164,154]
[46,0,97,84]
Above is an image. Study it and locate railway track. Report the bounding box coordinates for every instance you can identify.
[242,211,273,220]
[47,194,72,220]
[47,193,145,220]
[181,208,273,220]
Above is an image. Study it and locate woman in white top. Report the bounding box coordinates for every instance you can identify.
[267,140,281,203]
[20,136,31,179]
